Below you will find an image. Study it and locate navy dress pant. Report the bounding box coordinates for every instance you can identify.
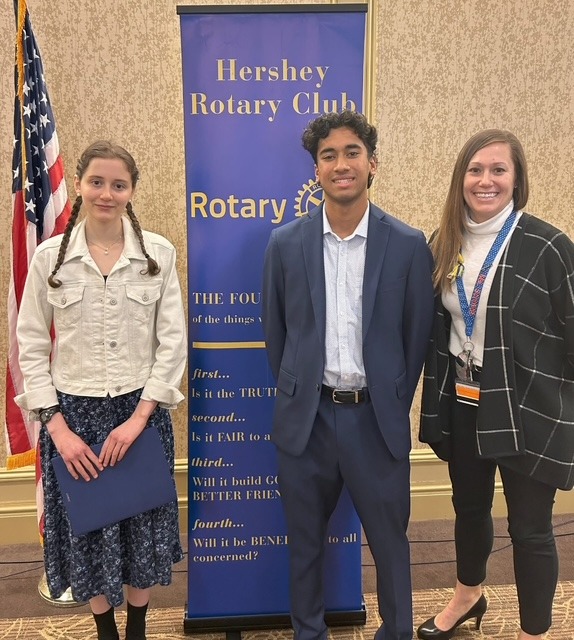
[277,395,412,640]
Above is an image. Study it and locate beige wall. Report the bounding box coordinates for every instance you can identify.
[1,0,573,467]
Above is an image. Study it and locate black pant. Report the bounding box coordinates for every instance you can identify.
[448,395,558,635]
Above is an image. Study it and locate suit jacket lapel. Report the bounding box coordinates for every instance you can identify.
[363,207,390,337]
[302,207,327,348]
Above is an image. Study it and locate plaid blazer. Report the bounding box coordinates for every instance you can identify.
[419,213,574,490]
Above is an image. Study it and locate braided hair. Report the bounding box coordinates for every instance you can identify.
[48,140,160,288]
[126,201,160,276]
[48,195,83,288]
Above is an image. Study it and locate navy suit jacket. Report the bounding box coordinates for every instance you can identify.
[262,203,434,460]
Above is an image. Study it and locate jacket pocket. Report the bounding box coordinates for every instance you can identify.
[47,286,84,327]
[277,368,296,397]
[125,283,162,323]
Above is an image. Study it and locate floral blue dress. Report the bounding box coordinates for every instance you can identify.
[40,389,183,606]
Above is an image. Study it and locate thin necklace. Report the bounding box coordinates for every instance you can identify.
[87,234,124,255]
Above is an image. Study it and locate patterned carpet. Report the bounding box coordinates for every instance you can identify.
[1,584,574,639]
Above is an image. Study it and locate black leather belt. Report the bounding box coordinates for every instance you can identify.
[321,384,369,404]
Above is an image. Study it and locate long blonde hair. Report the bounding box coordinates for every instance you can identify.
[431,129,529,293]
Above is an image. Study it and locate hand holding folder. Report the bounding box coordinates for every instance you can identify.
[51,427,177,536]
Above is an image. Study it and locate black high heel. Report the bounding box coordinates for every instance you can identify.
[416,594,487,639]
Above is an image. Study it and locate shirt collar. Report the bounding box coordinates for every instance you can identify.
[322,202,370,240]
[464,200,515,235]
[62,216,145,263]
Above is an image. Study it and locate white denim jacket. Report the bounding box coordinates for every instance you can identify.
[15,217,187,416]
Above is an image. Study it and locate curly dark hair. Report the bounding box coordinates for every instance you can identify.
[48,141,160,288]
[301,110,378,164]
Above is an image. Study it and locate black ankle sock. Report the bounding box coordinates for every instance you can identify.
[126,601,148,640]
[93,606,119,640]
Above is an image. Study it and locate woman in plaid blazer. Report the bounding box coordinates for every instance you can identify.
[417,129,574,640]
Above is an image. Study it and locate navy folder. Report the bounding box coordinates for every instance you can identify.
[51,427,177,536]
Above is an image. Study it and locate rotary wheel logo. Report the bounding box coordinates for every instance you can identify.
[294,179,324,217]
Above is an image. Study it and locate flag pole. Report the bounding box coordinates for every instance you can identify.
[11,0,76,607]
[38,575,82,607]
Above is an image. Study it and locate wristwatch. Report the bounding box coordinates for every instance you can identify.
[39,405,61,425]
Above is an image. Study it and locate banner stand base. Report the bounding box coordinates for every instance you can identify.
[184,599,367,635]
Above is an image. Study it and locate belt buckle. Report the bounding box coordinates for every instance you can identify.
[332,389,361,404]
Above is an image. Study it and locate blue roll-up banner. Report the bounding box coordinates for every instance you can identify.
[178,4,368,633]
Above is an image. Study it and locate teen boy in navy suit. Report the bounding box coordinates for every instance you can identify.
[262,111,434,640]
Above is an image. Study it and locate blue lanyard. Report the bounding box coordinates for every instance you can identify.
[456,210,517,339]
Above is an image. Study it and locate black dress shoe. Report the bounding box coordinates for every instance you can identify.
[416,594,487,639]
[374,623,385,640]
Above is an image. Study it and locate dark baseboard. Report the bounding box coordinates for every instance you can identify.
[183,600,367,633]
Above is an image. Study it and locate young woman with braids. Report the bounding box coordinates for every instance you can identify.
[15,141,187,640]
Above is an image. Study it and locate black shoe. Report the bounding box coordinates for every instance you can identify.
[416,594,487,639]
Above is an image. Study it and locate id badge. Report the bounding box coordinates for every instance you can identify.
[454,378,480,406]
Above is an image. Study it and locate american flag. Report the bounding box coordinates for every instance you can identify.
[6,0,70,532]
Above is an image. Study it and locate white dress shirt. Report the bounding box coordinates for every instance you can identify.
[322,204,369,389]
